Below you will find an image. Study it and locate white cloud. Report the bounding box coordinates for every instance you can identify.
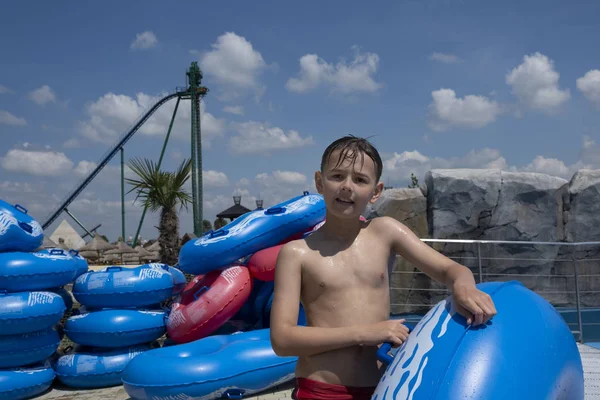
[199,32,268,101]
[203,170,229,187]
[286,47,382,94]
[429,52,462,64]
[237,178,250,186]
[29,85,57,106]
[223,105,244,115]
[0,85,12,94]
[576,69,600,107]
[78,92,225,145]
[1,149,73,176]
[506,52,570,112]
[229,121,314,154]
[63,138,81,148]
[383,136,600,184]
[256,171,307,186]
[384,147,508,183]
[0,110,27,126]
[130,31,158,50]
[427,89,502,132]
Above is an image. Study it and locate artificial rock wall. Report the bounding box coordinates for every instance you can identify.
[366,168,600,314]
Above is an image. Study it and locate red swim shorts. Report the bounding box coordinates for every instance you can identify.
[292,378,376,400]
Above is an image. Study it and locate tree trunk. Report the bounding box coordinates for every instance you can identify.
[158,206,179,266]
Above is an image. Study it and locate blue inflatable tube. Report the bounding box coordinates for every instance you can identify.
[55,344,153,388]
[0,249,78,292]
[122,328,296,400]
[49,286,74,313]
[373,281,584,400]
[0,328,60,368]
[73,265,174,309]
[69,249,89,277]
[0,360,55,400]
[65,308,166,348]
[0,291,65,335]
[0,200,43,253]
[165,265,186,295]
[178,192,325,275]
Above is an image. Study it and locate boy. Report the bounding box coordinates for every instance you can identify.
[270,136,497,400]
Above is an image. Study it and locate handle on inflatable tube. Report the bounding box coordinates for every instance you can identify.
[265,206,286,215]
[376,322,415,366]
[14,204,28,214]
[69,249,79,256]
[18,221,33,233]
[224,389,245,399]
[193,286,209,300]
[209,229,229,238]
[50,249,65,255]
[106,266,123,272]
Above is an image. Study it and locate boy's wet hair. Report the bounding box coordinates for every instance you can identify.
[321,135,383,181]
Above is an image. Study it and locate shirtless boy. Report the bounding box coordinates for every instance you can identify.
[270,136,497,400]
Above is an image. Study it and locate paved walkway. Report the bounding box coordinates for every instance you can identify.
[38,380,295,400]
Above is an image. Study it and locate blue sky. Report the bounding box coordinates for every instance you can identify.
[1,0,599,242]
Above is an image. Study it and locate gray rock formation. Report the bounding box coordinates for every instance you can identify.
[562,170,600,305]
[371,168,592,313]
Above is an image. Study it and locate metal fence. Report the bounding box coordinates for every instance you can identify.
[389,238,600,343]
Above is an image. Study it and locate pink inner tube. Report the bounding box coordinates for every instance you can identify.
[166,265,252,344]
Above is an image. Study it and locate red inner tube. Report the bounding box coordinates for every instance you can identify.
[166,264,252,343]
[247,244,283,282]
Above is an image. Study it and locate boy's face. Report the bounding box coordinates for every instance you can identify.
[315,149,383,219]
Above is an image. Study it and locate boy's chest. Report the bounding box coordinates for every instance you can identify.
[301,248,392,292]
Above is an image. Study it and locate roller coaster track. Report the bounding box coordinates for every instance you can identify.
[41,90,183,230]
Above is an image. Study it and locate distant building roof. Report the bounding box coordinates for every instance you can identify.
[217,196,252,220]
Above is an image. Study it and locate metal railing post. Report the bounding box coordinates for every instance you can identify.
[477,242,483,283]
[572,250,584,342]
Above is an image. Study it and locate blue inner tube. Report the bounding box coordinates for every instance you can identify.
[122,328,297,400]
[0,360,55,400]
[72,265,174,308]
[0,328,60,368]
[68,250,89,278]
[49,287,74,314]
[0,291,66,335]
[164,265,186,295]
[0,200,43,253]
[178,192,326,274]
[0,249,78,292]
[65,308,166,348]
[55,344,153,388]
[372,281,584,399]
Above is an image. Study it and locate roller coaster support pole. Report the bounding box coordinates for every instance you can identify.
[187,62,206,237]
[64,208,94,238]
[132,96,181,248]
[121,147,126,242]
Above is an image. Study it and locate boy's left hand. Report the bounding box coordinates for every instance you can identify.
[451,282,497,326]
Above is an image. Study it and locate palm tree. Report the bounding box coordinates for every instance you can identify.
[126,158,192,266]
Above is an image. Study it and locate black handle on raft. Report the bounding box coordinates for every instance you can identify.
[376,322,415,366]
[50,249,65,255]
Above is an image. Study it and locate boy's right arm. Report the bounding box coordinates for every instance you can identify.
[269,242,409,357]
